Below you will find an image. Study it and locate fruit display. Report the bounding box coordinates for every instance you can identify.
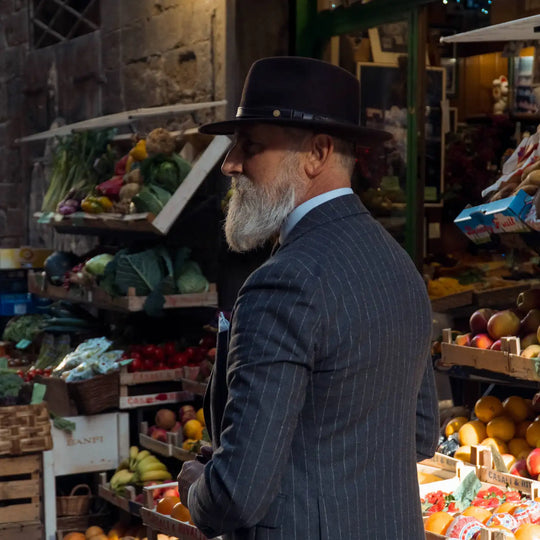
[437,394,540,479]
[443,287,540,355]
[144,405,210,452]
[109,446,172,495]
[62,523,178,540]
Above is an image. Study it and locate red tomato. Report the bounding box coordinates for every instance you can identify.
[43,368,52,376]
[163,342,176,358]
[16,369,24,379]
[143,358,155,371]
[130,357,143,372]
[153,347,165,364]
[142,345,157,358]
[171,352,189,368]
[199,334,216,349]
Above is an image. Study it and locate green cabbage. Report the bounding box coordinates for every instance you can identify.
[84,253,114,276]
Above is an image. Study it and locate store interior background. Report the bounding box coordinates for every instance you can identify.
[2,0,540,410]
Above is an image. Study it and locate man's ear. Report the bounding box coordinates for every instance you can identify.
[304,133,333,178]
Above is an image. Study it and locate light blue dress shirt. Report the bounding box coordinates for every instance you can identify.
[279,188,353,244]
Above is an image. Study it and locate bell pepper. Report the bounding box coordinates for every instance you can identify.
[129,139,148,161]
[81,195,114,214]
[96,175,124,198]
[114,154,130,176]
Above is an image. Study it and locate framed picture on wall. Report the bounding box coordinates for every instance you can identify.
[356,62,446,206]
[368,23,408,64]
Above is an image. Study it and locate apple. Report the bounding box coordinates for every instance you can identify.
[490,339,502,351]
[469,308,495,335]
[527,448,540,476]
[150,428,168,442]
[471,333,494,349]
[510,458,531,478]
[163,487,179,498]
[455,333,472,346]
[169,421,182,433]
[179,405,197,425]
[487,310,521,340]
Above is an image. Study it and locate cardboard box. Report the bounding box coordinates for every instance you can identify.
[50,412,129,475]
[454,189,533,244]
[0,247,52,269]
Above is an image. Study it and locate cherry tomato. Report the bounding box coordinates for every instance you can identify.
[43,368,52,376]
[16,369,24,379]
[153,347,165,364]
[142,344,158,358]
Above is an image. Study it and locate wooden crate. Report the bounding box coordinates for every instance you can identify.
[0,453,42,525]
[0,403,52,456]
[0,521,43,540]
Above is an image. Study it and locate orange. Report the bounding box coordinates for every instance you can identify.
[459,420,487,446]
[515,523,540,539]
[424,511,454,534]
[196,408,205,427]
[509,438,533,459]
[454,445,472,463]
[496,501,519,514]
[518,421,533,439]
[475,395,504,423]
[170,501,191,522]
[183,419,203,440]
[526,420,540,447]
[461,505,492,524]
[481,437,509,455]
[445,416,469,438]
[486,416,516,442]
[156,495,181,515]
[504,396,530,423]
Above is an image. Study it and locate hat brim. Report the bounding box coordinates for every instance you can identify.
[199,118,393,148]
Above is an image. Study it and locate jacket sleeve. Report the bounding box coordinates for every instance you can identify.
[415,352,440,462]
[187,262,320,538]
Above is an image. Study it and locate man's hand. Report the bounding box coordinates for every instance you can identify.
[177,459,205,506]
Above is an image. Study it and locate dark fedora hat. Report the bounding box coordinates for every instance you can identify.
[199,56,392,147]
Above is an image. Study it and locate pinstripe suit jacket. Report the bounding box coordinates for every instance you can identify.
[190,194,439,539]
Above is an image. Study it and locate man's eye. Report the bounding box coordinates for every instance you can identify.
[242,141,260,155]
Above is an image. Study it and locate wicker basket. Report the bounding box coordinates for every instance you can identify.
[56,484,92,516]
[67,371,119,415]
[0,402,52,456]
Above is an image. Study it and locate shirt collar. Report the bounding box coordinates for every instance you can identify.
[279,187,353,244]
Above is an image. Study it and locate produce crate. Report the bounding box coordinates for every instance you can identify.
[0,402,52,456]
[0,453,43,534]
[440,329,540,381]
[141,483,224,540]
[68,370,120,415]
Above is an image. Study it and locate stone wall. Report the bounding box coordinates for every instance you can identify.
[0,0,229,248]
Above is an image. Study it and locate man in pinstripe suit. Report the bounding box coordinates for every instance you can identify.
[178,56,439,539]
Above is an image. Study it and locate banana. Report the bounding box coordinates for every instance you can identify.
[134,449,151,464]
[137,454,162,469]
[137,460,168,474]
[110,469,135,490]
[138,469,172,482]
[129,446,139,469]
[115,458,130,472]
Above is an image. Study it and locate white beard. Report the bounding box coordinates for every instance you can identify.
[224,155,301,253]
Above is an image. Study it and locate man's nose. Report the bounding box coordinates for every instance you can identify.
[221,144,242,176]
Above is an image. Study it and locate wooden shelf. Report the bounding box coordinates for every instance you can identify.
[97,474,142,517]
[120,367,185,386]
[440,329,540,382]
[140,507,220,540]
[430,290,474,312]
[119,390,193,409]
[180,378,207,396]
[33,134,230,236]
[28,271,218,312]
